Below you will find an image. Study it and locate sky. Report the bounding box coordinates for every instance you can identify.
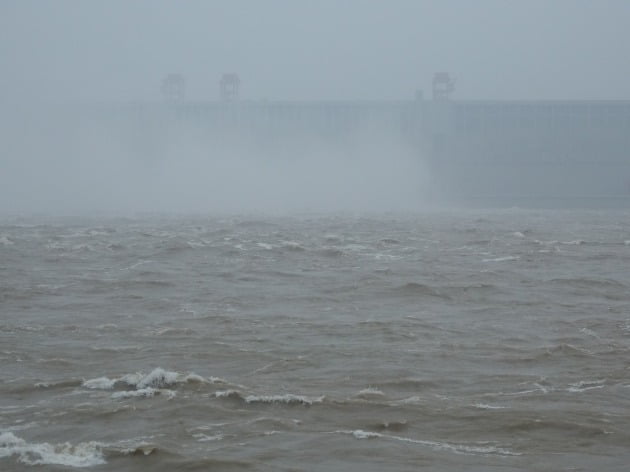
[2,0,630,103]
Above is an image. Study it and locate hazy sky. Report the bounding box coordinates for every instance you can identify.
[2,0,630,102]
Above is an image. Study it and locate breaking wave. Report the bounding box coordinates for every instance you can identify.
[0,431,105,467]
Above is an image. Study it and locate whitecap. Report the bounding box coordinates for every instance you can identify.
[335,430,519,456]
[579,327,600,339]
[111,387,177,400]
[136,368,179,389]
[193,433,224,442]
[0,431,106,467]
[472,403,507,410]
[213,389,241,399]
[184,373,207,383]
[482,256,520,263]
[244,394,324,405]
[355,387,385,398]
[82,368,208,392]
[567,380,606,393]
[351,430,382,439]
[83,377,117,390]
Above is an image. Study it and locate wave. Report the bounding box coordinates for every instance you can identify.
[378,377,440,391]
[333,430,520,456]
[0,431,167,468]
[391,282,500,301]
[547,277,626,290]
[392,283,449,299]
[0,431,105,467]
[213,389,324,406]
[318,247,345,257]
[482,255,520,263]
[567,379,606,393]
[501,343,594,364]
[281,240,306,251]
[0,235,14,246]
[82,368,214,399]
[501,417,612,437]
[245,394,325,405]
[471,403,508,410]
[353,387,386,399]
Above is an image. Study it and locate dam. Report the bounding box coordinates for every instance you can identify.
[71,91,630,208]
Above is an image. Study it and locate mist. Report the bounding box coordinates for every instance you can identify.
[2,1,630,215]
[0,106,432,214]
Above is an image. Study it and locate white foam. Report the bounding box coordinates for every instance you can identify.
[533,382,550,394]
[567,380,606,393]
[512,231,525,238]
[244,394,324,405]
[111,387,159,399]
[0,431,106,467]
[351,430,382,439]
[136,368,179,389]
[482,256,520,263]
[213,389,241,398]
[355,387,385,398]
[83,376,117,390]
[82,368,207,391]
[338,430,519,456]
[473,403,507,410]
[184,373,207,383]
[580,327,600,339]
[193,433,224,442]
[256,242,273,250]
[496,382,550,396]
[373,253,403,261]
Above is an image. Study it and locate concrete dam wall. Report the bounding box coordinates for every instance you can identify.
[74,99,630,207]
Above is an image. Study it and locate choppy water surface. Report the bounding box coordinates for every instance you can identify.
[1,210,630,471]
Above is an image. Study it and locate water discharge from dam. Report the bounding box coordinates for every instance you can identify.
[0,104,438,215]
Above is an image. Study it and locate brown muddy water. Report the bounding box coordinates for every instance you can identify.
[1,210,630,471]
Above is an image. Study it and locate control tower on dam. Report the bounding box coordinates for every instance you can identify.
[82,97,630,207]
